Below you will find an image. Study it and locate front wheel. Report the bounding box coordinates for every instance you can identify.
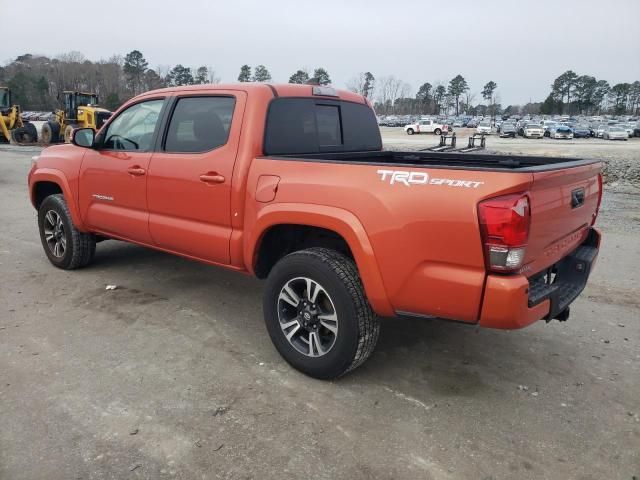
[263,248,380,379]
[63,124,76,144]
[38,194,96,270]
[41,121,60,144]
[406,128,414,135]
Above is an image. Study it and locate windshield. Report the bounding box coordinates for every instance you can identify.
[525,124,540,128]
[609,127,623,132]
[76,93,98,106]
[0,89,9,108]
[479,122,490,127]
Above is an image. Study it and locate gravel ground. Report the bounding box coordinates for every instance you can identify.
[381,127,640,186]
[0,145,639,480]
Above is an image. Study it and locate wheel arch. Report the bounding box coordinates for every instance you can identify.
[30,169,85,230]
[246,203,394,316]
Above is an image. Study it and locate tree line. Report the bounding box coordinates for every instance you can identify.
[540,70,640,116]
[1,50,638,117]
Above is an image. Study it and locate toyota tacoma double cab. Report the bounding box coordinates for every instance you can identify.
[29,83,603,379]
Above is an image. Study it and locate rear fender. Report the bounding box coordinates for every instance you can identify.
[246,203,394,316]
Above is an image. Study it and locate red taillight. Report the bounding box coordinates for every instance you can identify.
[478,193,531,272]
[592,173,603,226]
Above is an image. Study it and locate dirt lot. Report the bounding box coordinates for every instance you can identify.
[1,143,639,480]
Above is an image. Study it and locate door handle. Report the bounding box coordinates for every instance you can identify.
[127,166,146,176]
[199,173,225,184]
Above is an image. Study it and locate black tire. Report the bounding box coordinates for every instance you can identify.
[10,127,29,143]
[38,194,96,270]
[263,248,380,379]
[41,121,60,144]
[434,128,442,135]
[63,124,77,144]
[406,128,414,135]
[24,122,37,142]
[11,124,36,143]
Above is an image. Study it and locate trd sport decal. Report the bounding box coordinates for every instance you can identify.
[377,170,484,188]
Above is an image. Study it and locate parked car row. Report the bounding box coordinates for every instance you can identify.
[379,112,639,141]
[20,111,55,122]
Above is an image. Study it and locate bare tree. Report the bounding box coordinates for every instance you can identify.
[207,66,221,84]
[346,72,375,98]
[376,76,411,113]
[463,91,476,114]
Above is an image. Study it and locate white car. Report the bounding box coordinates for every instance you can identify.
[603,126,628,140]
[476,121,492,134]
[522,123,544,138]
[621,124,635,138]
[404,119,449,135]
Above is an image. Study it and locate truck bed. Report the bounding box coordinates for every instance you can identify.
[264,150,599,172]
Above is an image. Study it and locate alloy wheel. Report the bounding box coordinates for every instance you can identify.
[277,277,339,357]
[43,210,66,258]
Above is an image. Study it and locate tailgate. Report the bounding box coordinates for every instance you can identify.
[523,162,602,275]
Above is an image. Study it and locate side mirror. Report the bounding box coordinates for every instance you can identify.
[71,128,95,148]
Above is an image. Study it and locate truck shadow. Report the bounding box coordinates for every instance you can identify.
[89,241,579,397]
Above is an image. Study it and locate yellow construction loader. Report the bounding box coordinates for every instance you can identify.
[41,91,112,144]
[0,87,38,143]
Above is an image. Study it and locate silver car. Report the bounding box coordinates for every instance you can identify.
[603,126,628,140]
[549,125,574,139]
[595,124,607,138]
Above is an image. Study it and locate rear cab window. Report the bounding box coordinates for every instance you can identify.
[263,98,382,155]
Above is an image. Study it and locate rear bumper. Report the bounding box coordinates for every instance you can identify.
[479,227,601,329]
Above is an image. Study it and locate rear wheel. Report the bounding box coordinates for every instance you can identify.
[263,248,380,379]
[38,194,96,270]
[434,128,442,135]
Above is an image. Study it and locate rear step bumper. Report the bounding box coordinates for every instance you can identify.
[479,228,601,329]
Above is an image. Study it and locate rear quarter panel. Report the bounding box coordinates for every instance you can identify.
[245,158,533,322]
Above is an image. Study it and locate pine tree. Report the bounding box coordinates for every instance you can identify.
[252,65,272,82]
[288,69,309,84]
[238,65,252,82]
[166,65,194,86]
[194,66,209,84]
[311,68,331,86]
[123,50,149,95]
[447,75,469,116]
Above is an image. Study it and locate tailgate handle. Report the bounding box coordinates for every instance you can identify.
[571,188,585,208]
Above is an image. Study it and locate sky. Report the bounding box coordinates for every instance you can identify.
[2,0,639,106]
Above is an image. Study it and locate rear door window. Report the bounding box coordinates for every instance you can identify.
[164,96,235,153]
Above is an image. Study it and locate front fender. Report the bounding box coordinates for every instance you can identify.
[245,203,394,317]
[29,168,86,231]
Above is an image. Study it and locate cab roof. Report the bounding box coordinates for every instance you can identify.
[138,83,367,104]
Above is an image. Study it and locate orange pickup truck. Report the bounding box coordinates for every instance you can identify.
[28,83,602,379]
